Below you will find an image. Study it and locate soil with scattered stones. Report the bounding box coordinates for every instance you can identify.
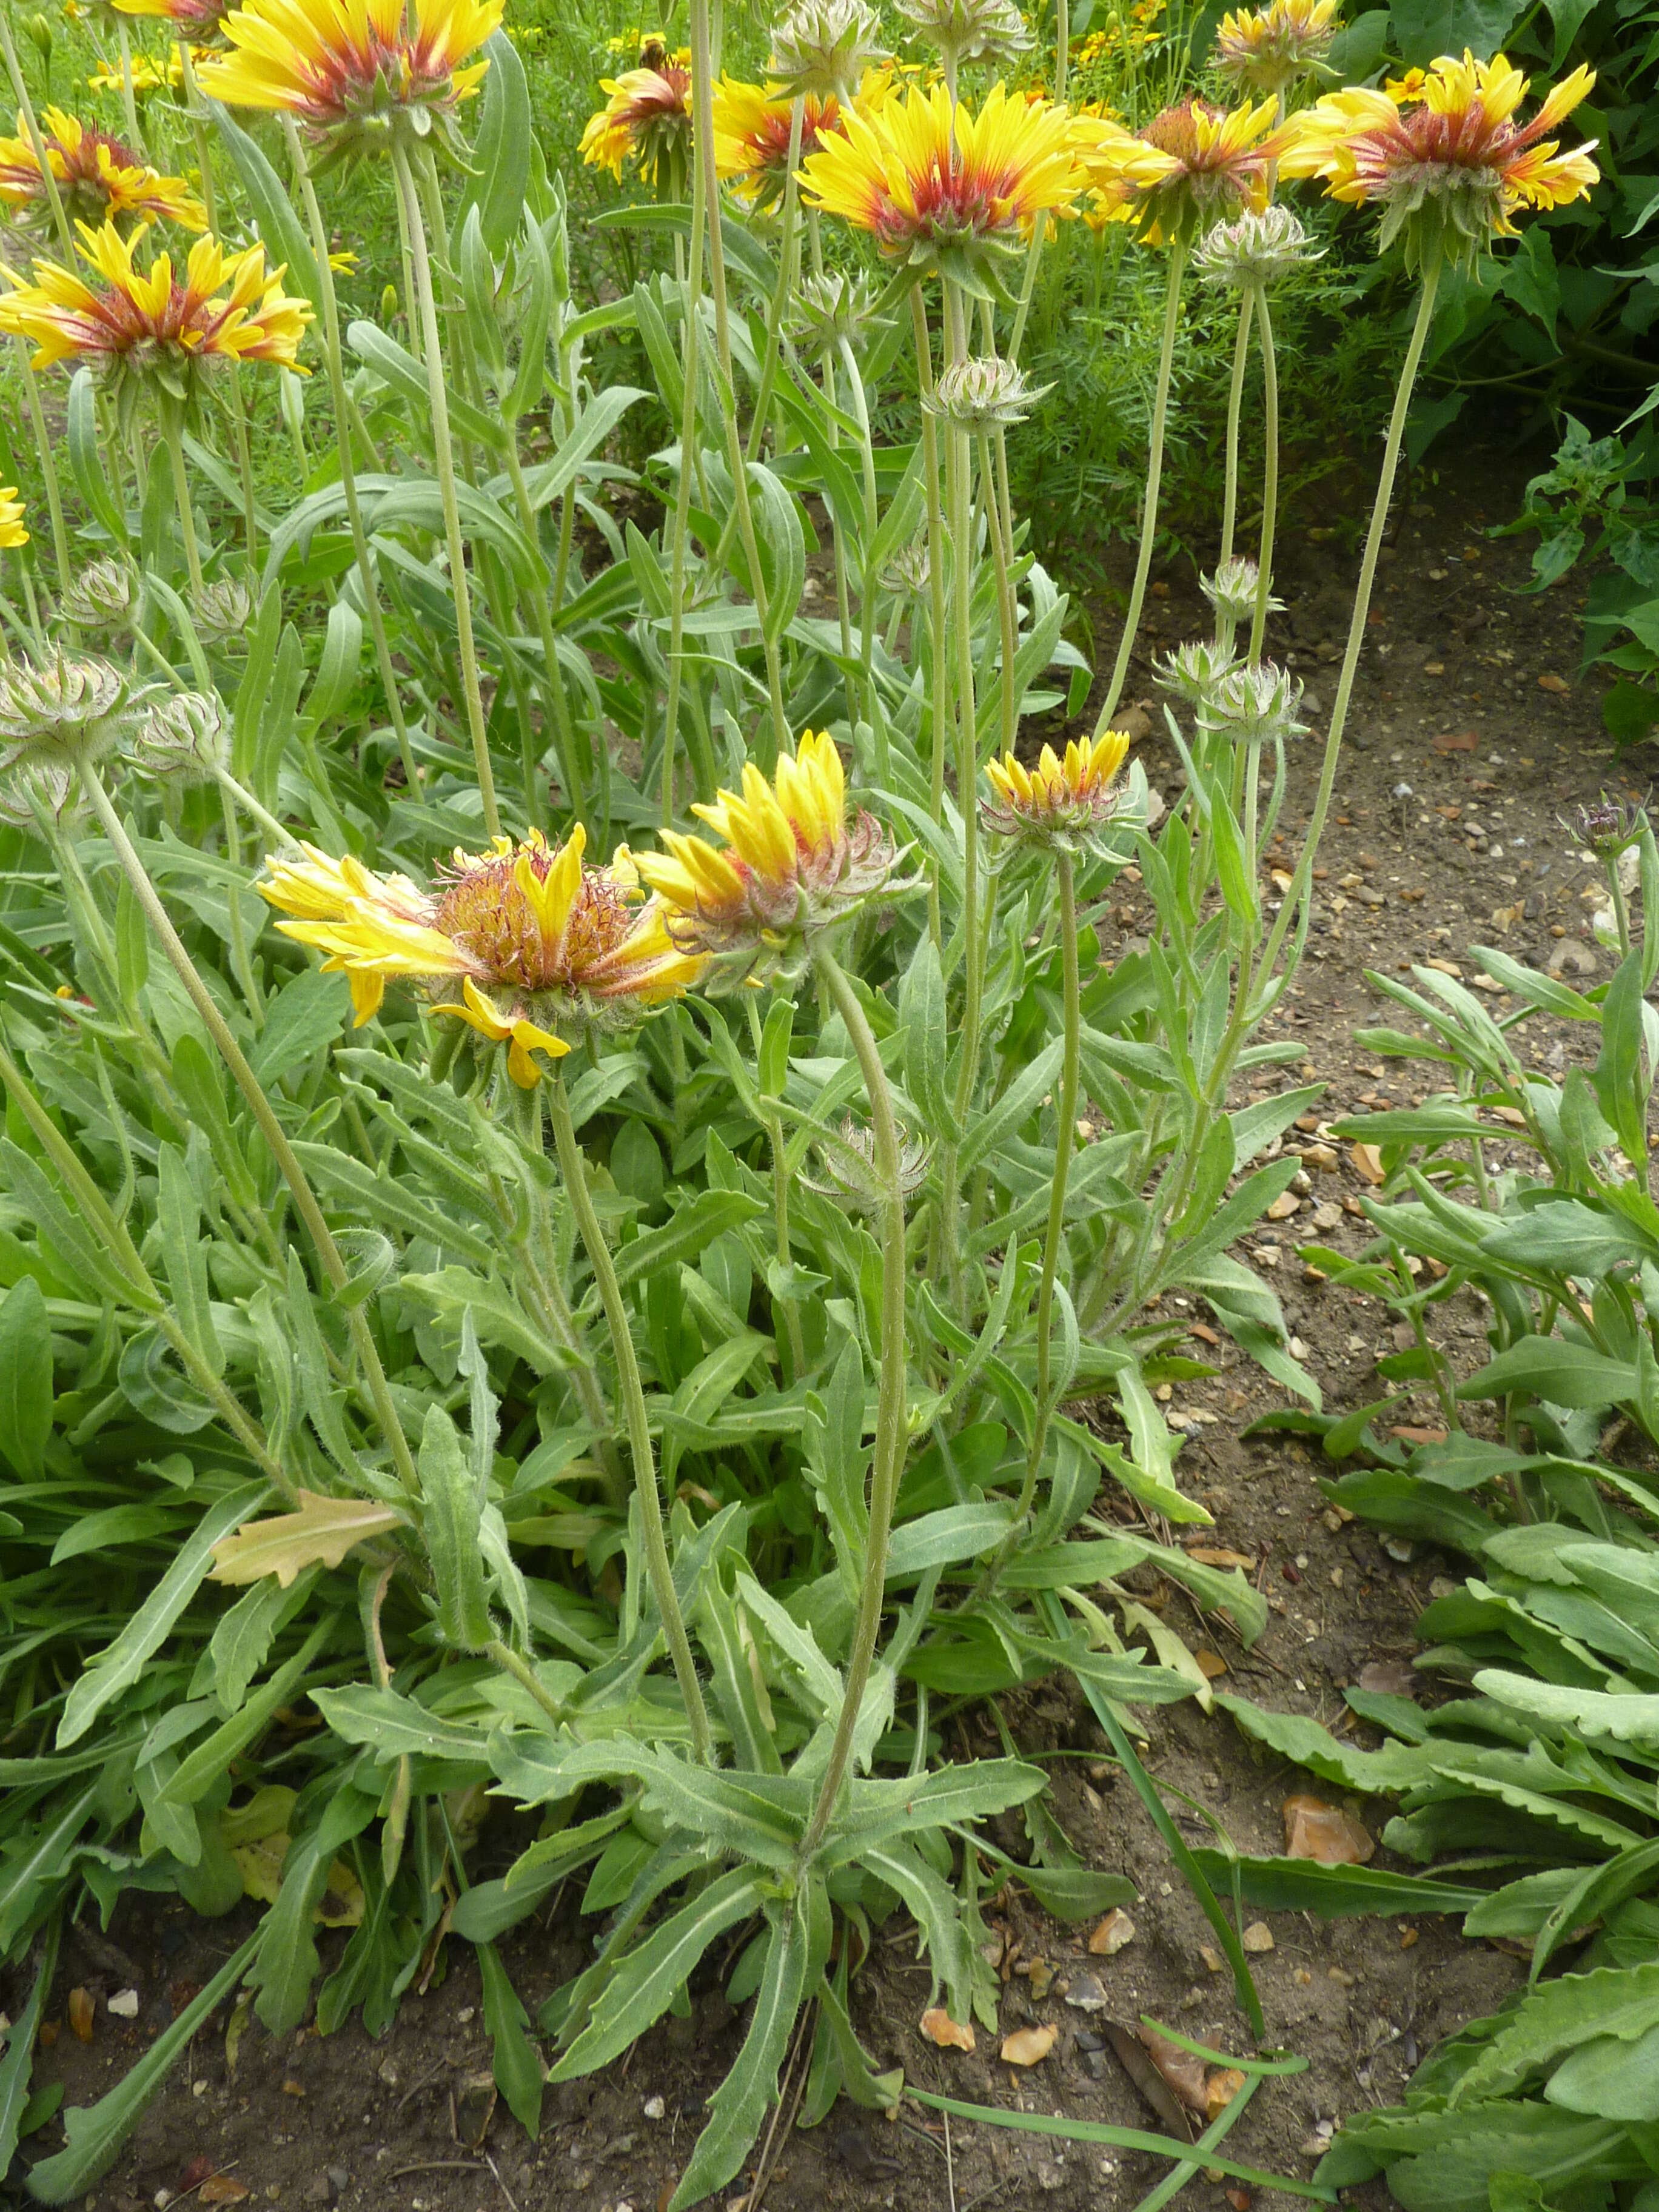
[4,434,1635,2212]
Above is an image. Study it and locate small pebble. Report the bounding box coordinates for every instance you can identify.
[643,2095,666,2121]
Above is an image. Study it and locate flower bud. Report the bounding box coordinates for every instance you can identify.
[788,270,885,355]
[895,0,1032,69]
[925,355,1049,432]
[0,653,135,780]
[882,538,931,597]
[805,1114,931,1212]
[1575,793,1646,859]
[769,0,888,102]
[1201,659,1307,745]
[1199,555,1281,628]
[58,557,134,635]
[192,575,255,643]
[1156,637,1240,708]
[1192,204,1322,288]
[131,691,230,783]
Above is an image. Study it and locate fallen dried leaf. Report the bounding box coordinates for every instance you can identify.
[1088,1909,1137,1957]
[1207,2068,1248,2121]
[1432,729,1477,752]
[1193,1649,1228,1681]
[1136,2026,1209,2114]
[1283,1794,1374,1866]
[920,2008,975,2052]
[1350,1143,1385,1186]
[1190,1323,1219,1346]
[199,2180,250,2207]
[1388,1424,1447,1446]
[1423,957,1463,978]
[1001,2024,1057,2067]
[1184,1546,1255,1570]
[67,1988,94,2044]
[1538,672,1570,694]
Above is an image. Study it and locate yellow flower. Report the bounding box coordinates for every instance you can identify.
[1078,96,1292,246]
[635,730,900,978]
[195,0,500,155]
[87,53,172,95]
[710,76,849,209]
[0,221,311,391]
[0,107,208,232]
[0,489,27,550]
[1279,52,1599,269]
[983,729,1131,850]
[111,0,233,25]
[800,79,1088,284]
[260,825,704,1086]
[578,41,692,189]
[1213,0,1336,98]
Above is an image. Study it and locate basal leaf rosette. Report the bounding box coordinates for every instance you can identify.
[982,728,1134,855]
[195,0,501,161]
[1278,51,1600,272]
[0,220,311,429]
[0,106,208,232]
[800,79,1088,291]
[635,729,903,984]
[579,39,692,194]
[261,824,704,1088]
[1079,96,1293,246]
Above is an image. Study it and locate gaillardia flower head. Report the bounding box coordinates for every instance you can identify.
[769,0,888,102]
[925,352,1049,431]
[1213,0,1336,99]
[261,824,703,1087]
[1081,96,1291,245]
[0,652,135,781]
[710,77,846,209]
[1191,201,1319,285]
[0,488,26,550]
[579,39,692,192]
[58,555,133,631]
[801,80,1088,288]
[894,0,1032,73]
[635,730,900,981]
[0,221,310,424]
[1279,52,1599,270]
[112,0,235,27]
[983,729,1133,851]
[0,108,208,232]
[195,0,501,160]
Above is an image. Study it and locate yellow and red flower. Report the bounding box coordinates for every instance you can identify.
[579,39,692,191]
[261,825,703,1086]
[800,79,1088,283]
[1213,0,1336,98]
[710,77,850,208]
[0,107,207,232]
[0,489,27,551]
[1279,51,1600,267]
[1079,96,1292,245]
[983,729,1132,850]
[112,0,234,27]
[636,730,899,977]
[0,221,310,402]
[195,0,500,155]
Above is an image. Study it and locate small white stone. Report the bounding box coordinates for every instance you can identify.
[643,2096,666,2121]
[107,1989,139,2019]
[456,2006,475,2025]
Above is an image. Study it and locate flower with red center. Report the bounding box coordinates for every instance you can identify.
[982,729,1133,852]
[261,824,705,1087]
[194,0,501,159]
[711,78,849,209]
[0,107,207,232]
[1213,0,1336,99]
[1279,52,1600,269]
[0,221,310,424]
[1079,96,1292,245]
[112,0,233,28]
[635,730,900,981]
[579,39,692,193]
[800,79,1089,286]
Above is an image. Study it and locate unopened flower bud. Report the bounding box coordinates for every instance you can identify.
[925,355,1049,432]
[1200,555,1282,627]
[131,691,229,783]
[58,557,134,634]
[1202,658,1306,744]
[192,575,255,643]
[896,0,1032,69]
[0,652,135,779]
[1575,793,1646,859]
[789,270,885,354]
[882,538,932,597]
[769,0,888,101]
[1192,204,1321,288]
[1156,637,1239,708]
[805,1114,931,1211]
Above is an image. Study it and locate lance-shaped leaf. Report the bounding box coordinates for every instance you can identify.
[209,1492,403,1589]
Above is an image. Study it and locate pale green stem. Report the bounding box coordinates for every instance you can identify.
[218,779,264,1022]
[115,21,146,158]
[837,334,882,742]
[910,288,950,845]
[1247,280,1279,668]
[798,944,908,1865]
[83,766,422,1501]
[947,287,982,1133]
[285,122,422,803]
[974,851,1078,1601]
[1256,252,1442,990]
[546,1071,713,1766]
[162,412,205,597]
[1093,238,1186,736]
[178,41,257,561]
[662,58,711,826]
[769,1119,806,1379]
[980,430,1019,762]
[0,15,73,257]
[488,1639,566,1725]
[390,138,500,838]
[11,344,70,597]
[1216,283,1253,643]
[743,96,805,466]
[215,765,289,847]
[501,439,585,827]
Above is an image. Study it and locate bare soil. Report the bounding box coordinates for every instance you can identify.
[5,438,1633,2212]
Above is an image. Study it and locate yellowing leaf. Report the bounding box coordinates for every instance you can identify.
[920,2007,975,2051]
[230,1832,364,1926]
[209,1490,402,1587]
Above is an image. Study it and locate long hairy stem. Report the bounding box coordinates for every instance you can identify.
[910,289,950,842]
[10,340,72,600]
[799,944,908,1863]
[662,36,712,825]
[390,136,501,837]
[162,412,205,597]
[1247,280,1279,667]
[547,1071,713,1765]
[1094,237,1187,734]
[1217,284,1253,606]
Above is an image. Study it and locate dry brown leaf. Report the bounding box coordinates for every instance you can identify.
[1136,2026,1208,2114]
[1538,673,1570,694]
[1184,1546,1255,1570]
[920,2007,975,2051]
[1283,1794,1374,1866]
[1000,2024,1057,2067]
[67,1988,94,2044]
[1432,730,1478,754]
[1350,1143,1385,1186]
[210,1490,403,1587]
[1207,2068,1248,2120]
[1088,1909,1136,1957]
[1193,1649,1228,1681]
[199,2179,250,2206]
[1389,1425,1447,1447]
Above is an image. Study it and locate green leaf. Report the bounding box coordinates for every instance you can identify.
[204,102,321,313]
[477,1941,542,2135]
[25,1930,261,2204]
[899,932,957,1143]
[417,1403,494,1654]
[1472,1667,1659,1748]
[1460,1339,1637,1413]
[247,1789,378,2036]
[460,30,532,253]
[347,321,504,452]
[554,1867,765,2080]
[66,370,127,547]
[1389,0,1523,67]
[1189,1851,1487,1919]
[1594,950,1654,1167]
[1450,1960,1659,2107]
[0,1915,58,2174]
[0,1275,52,1478]
[959,1039,1065,1177]
[613,1190,766,1289]
[311,1684,493,1766]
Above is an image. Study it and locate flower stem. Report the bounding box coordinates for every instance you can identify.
[82,765,423,1501]
[744,95,805,466]
[910,287,950,848]
[1256,250,1441,991]
[546,1070,712,1762]
[837,334,883,743]
[1094,236,1186,735]
[179,40,256,562]
[389,135,501,838]
[1247,280,1279,668]
[115,21,146,158]
[10,340,71,600]
[662,36,712,826]
[0,15,73,258]
[980,429,1019,761]
[161,412,205,598]
[799,943,908,1864]
[974,850,1078,1601]
[1217,283,1253,618]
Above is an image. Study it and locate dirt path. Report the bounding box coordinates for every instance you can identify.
[10,441,1631,2212]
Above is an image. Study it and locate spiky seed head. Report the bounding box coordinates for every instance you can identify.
[788,269,886,354]
[1199,555,1282,626]
[1156,637,1240,708]
[1201,658,1307,743]
[803,1113,931,1211]
[882,537,932,596]
[192,575,256,643]
[0,652,135,779]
